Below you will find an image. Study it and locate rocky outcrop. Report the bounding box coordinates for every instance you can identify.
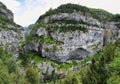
[33,27,104,62]
[0,30,22,52]
[0,2,23,52]
[27,23,119,62]
[25,4,119,62]
[0,1,13,22]
[44,13,102,26]
[103,22,118,46]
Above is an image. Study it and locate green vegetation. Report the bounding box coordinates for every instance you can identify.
[110,14,120,22]
[48,24,88,33]
[32,3,113,33]
[33,21,88,33]
[89,8,112,22]
[26,34,62,45]
[38,3,112,23]
[48,23,88,33]
[19,51,78,71]
[18,50,81,83]
[80,39,120,84]
[19,39,120,83]
[1,2,120,84]
[25,67,40,84]
[0,16,22,32]
[110,14,120,28]
[1,37,120,84]
[0,47,24,84]
[0,47,41,84]
[0,16,17,26]
[0,16,9,25]
[57,73,82,84]
[107,40,120,84]
[24,29,63,52]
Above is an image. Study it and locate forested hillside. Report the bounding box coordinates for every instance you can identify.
[0,2,120,84]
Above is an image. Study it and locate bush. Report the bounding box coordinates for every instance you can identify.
[7,60,17,73]
[25,67,40,84]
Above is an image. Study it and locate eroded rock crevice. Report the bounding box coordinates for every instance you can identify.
[103,22,118,46]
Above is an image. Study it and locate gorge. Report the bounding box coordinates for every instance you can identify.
[0,1,120,84]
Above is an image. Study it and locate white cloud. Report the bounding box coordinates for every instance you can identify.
[0,0,20,12]
[0,0,120,26]
[14,0,45,26]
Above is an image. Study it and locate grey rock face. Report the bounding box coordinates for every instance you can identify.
[118,30,120,38]
[0,30,22,52]
[42,27,104,62]
[37,62,57,74]
[27,22,119,62]
[36,28,48,37]
[44,13,102,26]
[0,1,13,22]
[103,22,119,46]
[27,27,104,62]
[25,42,39,52]
[26,11,119,62]
[0,2,23,52]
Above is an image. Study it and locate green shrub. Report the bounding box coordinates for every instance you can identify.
[25,67,40,84]
[7,60,17,73]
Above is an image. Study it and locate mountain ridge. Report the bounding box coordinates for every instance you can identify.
[25,3,120,62]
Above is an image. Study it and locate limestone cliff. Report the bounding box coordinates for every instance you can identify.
[0,1,13,22]
[25,3,119,62]
[0,2,23,52]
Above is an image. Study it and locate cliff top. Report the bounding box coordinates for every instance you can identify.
[37,3,113,23]
[0,1,22,31]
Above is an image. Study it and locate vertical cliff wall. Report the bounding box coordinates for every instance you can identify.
[0,2,23,52]
[25,4,119,62]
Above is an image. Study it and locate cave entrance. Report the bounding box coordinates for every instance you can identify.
[68,48,90,60]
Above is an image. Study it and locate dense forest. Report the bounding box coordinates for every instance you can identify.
[0,38,120,84]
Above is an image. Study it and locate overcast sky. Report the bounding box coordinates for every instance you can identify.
[0,0,120,27]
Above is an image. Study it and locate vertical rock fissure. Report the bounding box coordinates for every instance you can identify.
[38,43,43,57]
